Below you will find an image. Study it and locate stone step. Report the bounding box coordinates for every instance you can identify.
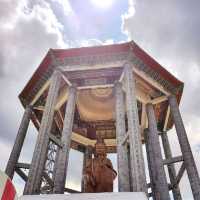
[19,192,148,200]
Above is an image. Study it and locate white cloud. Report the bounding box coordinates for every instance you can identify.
[79,38,115,47]
[80,38,103,47]
[0,0,68,147]
[122,0,136,19]
[121,0,136,38]
[0,0,67,78]
[50,0,73,15]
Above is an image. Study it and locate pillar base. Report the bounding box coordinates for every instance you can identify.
[19,192,148,200]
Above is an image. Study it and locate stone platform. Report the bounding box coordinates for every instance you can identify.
[19,192,148,200]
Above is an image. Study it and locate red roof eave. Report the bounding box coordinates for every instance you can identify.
[19,50,52,103]
[19,41,184,106]
[52,42,130,59]
[131,42,183,88]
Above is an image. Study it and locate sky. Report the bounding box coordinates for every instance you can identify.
[0,0,200,199]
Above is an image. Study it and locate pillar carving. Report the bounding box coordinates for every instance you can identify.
[24,70,62,194]
[168,95,200,199]
[115,82,131,191]
[124,63,146,192]
[161,132,182,200]
[5,105,32,179]
[53,86,77,194]
[146,103,170,200]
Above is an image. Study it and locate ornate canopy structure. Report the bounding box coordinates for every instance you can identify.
[6,41,200,200]
[19,41,183,152]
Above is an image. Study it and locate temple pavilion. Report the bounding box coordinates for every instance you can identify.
[5,41,200,200]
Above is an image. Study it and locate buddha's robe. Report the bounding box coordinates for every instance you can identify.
[83,157,117,193]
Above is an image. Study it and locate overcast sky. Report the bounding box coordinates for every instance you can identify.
[0,0,200,199]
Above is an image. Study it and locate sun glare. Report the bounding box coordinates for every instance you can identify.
[91,0,114,9]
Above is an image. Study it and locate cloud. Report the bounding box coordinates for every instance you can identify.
[0,0,67,146]
[78,38,115,47]
[0,0,19,25]
[121,0,136,28]
[0,0,66,77]
[50,0,73,15]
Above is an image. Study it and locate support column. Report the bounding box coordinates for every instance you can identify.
[53,86,77,194]
[5,105,32,179]
[24,70,61,194]
[124,63,146,192]
[168,95,200,199]
[144,128,156,200]
[81,146,93,192]
[146,103,170,200]
[115,82,131,192]
[161,132,182,200]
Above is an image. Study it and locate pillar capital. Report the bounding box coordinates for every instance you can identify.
[53,67,62,75]
[69,84,77,92]
[123,62,132,70]
[114,81,122,88]
[114,81,123,97]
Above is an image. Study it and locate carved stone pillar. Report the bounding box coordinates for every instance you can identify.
[124,63,146,192]
[144,128,156,200]
[81,146,93,192]
[115,82,131,191]
[53,86,77,194]
[24,70,62,194]
[168,95,200,199]
[161,132,182,200]
[146,103,170,200]
[5,105,32,179]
